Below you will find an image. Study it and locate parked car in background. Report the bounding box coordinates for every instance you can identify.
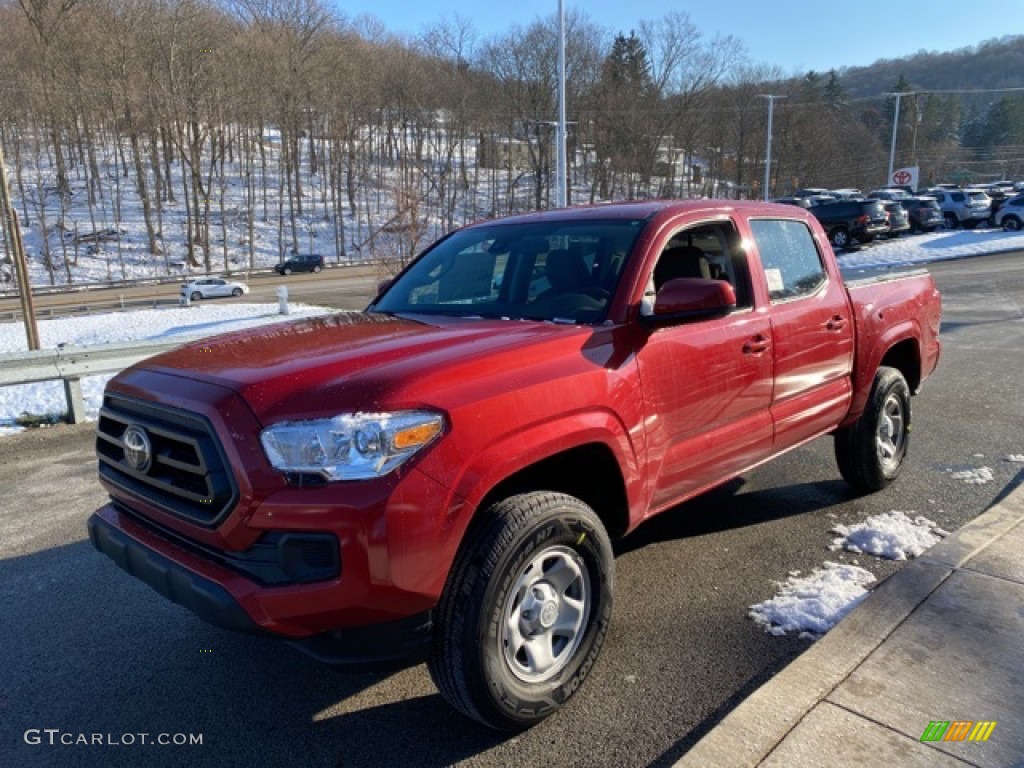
[829,188,864,200]
[926,189,991,229]
[181,278,249,301]
[809,198,889,248]
[973,186,1007,225]
[868,188,913,201]
[275,253,325,275]
[994,193,1024,231]
[794,187,831,198]
[772,196,812,208]
[898,197,944,233]
[882,202,911,237]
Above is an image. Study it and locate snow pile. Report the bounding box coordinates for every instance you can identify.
[837,228,1024,270]
[829,511,948,561]
[749,563,876,638]
[0,302,333,433]
[949,467,995,485]
[1006,455,1024,464]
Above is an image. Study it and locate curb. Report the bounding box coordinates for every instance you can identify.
[675,476,1024,767]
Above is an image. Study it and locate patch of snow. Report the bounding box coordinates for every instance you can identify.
[837,228,1024,270]
[950,467,995,485]
[829,511,947,561]
[749,562,876,638]
[1005,455,1024,464]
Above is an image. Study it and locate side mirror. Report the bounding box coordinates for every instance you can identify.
[376,278,394,297]
[645,278,736,325]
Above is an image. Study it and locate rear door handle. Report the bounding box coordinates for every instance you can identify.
[743,335,770,355]
[826,315,847,331]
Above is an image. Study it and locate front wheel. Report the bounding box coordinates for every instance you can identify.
[835,366,911,493]
[231,287,243,297]
[190,291,202,301]
[428,492,613,731]
[1003,215,1021,232]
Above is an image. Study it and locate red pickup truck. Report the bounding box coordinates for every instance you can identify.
[89,200,940,730]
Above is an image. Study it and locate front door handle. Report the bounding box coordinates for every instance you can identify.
[826,315,847,331]
[743,335,770,355]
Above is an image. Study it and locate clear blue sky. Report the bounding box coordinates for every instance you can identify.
[333,1,1014,74]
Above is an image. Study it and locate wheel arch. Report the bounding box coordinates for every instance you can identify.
[475,442,631,540]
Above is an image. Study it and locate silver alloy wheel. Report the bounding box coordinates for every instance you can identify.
[876,392,906,473]
[500,545,591,684]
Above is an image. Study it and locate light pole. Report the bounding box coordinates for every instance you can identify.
[757,95,785,201]
[555,0,567,207]
[884,91,910,185]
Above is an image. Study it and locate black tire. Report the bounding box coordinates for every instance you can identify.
[835,366,911,493]
[1003,215,1021,232]
[283,267,292,275]
[231,287,243,297]
[830,228,850,248]
[190,291,202,301]
[943,212,958,230]
[313,264,322,273]
[428,492,613,731]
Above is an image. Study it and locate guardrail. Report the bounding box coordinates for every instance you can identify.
[0,335,206,424]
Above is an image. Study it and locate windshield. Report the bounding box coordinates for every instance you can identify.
[370,218,647,324]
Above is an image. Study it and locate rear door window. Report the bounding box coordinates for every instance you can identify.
[749,219,826,303]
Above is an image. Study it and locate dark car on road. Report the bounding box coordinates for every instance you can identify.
[898,197,944,234]
[809,199,889,248]
[275,253,325,275]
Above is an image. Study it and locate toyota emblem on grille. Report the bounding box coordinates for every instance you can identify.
[122,425,152,472]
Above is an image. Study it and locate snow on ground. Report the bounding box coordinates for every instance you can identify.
[748,563,876,639]
[0,302,333,433]
[949,466,995,485]
[829,511,948,561]
[836,227,1024,269]
[1006,455,1024,463]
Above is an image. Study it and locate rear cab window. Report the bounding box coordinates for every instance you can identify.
[748,219,826,302]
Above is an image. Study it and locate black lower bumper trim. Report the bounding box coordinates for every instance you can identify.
[88,512,261,633]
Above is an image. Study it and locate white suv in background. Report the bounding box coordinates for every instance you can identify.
[926,188,991,229]
[181,277,249,301]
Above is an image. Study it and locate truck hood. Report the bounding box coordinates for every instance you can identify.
[136,311,595,424]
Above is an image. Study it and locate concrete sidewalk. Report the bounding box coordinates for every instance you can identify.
[678,477,1024,768]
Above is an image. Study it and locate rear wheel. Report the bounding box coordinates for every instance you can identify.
[1002,215,1021,232]
[190,291,202,301]
[428,492,613,731]
[231,287,243,297]
[830,228,850,248]
[283,267,292,275]
[313,264,322,273]
[835,366,911,493]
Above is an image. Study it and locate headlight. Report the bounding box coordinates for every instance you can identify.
[259,410,445,481]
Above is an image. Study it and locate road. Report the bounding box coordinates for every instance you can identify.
[1,252,1022,768]
[0,264,383,322]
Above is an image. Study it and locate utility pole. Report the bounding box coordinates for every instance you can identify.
[757,95,786,201]
[555,0,568,208]
[0,142,39,350]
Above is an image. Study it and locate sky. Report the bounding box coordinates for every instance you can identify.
[332,1,1015,75]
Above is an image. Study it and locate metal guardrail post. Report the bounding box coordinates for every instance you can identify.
[64,377,86,424]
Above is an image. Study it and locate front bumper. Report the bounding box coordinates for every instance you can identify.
[88,508,433,664]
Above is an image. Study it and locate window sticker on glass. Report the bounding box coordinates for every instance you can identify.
[765,268,785,294]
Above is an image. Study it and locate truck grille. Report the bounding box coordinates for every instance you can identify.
[96,393,238,526]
